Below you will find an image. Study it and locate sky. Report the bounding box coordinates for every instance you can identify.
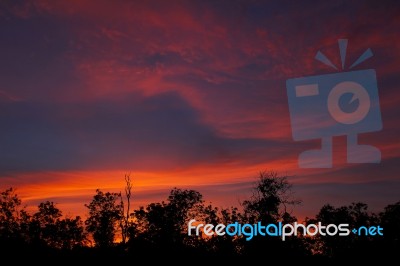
[0,0,399,220]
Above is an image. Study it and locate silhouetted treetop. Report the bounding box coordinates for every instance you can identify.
[242,171,300,224]
[85,189,123,248]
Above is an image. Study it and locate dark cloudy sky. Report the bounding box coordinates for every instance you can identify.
[0,0,399,219]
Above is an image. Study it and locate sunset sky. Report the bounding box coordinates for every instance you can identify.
[0,0,399,220]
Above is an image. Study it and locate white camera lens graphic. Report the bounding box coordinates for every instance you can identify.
[327,81,370,125]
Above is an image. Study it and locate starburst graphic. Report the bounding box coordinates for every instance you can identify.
[315,39,374,70]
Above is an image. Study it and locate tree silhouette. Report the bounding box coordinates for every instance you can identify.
[240,171,307,259]
[0,188,25,241]
[85,189,123,248]
[119,174,132,245]
[242,171,300,224]
[308,202,380,258]
[29,201,62,247]
[380,201,400,240]
[379,201,400,256]
[28,201,86,249]
[196,205,242,255]
[1,176,399,261]
[55,216,87,249]
[132,188,203,248]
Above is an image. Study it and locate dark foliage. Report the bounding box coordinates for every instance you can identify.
[0,172,398,262]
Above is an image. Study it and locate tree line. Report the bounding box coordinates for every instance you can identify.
[0,172,399,262]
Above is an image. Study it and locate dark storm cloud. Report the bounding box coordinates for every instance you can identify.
[0,91,298,174]
[0,8,78,101]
